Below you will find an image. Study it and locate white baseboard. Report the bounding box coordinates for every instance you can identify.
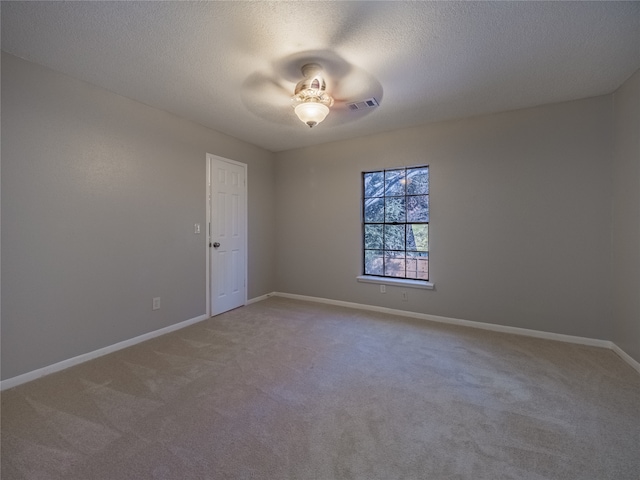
[4,293,638,390]
[269,292,640,375]
[611,343,640,375]
[2,295,270,390]
[247,293,274,305]
[0,313,210,391]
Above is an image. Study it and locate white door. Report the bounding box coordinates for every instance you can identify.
[208,155,247,316]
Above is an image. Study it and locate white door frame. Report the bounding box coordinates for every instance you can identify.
[205,153,248,317]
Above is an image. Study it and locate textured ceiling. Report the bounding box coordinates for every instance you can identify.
[2,1,639,152]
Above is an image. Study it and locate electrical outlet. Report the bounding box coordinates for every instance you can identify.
[380,285,386,294]
[152,297,161,310]
[401,291,408,302]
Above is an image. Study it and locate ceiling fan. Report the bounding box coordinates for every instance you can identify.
[241,50,383,128]
[291,63,334,128]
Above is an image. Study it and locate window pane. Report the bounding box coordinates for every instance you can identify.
[364,197,384,223]
[385,197,405,223]
[362,165,429,281]
[407,224,428,252]
[406,167,429,195]
[385,169,405,196]
[406,252,428,279]
[365,250,384,275]
[405,253,417,279]
[364,171,384,198]
[364,224,383,249]
[407,195,429,222]
[384,251,405,277]
[384,224,405,250]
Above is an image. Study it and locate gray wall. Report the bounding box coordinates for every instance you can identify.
[275,96,614,341]
[3,50,637,381]
[1,53,276,380]
[612,69,640,362]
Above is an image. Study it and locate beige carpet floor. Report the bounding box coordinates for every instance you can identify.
[1,297,639,479]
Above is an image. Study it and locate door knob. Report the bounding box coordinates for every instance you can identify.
[213,242,221,248]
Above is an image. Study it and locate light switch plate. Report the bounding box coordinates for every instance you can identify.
[194,223,201,234]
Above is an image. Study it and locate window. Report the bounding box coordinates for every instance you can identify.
[362,165,429,282]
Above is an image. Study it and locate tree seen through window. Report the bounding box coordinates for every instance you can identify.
[363,166,429,280]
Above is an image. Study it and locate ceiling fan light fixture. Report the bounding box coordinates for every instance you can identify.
[294,101,330,128]
[291,63,334,128]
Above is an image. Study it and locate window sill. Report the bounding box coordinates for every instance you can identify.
[356,276,435,290]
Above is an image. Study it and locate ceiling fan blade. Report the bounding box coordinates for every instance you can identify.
[240,71,296,124]
[272,50,352,84]
[331,66,383,106]
[243,72,290,99]
[324,3,380,49]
